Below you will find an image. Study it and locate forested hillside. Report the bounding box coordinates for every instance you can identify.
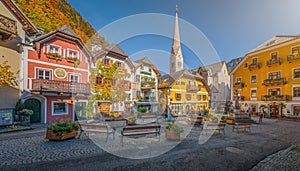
[13,0,108,48]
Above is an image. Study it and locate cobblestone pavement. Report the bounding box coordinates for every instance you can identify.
[250,145,300,171]
[0,118,299,171]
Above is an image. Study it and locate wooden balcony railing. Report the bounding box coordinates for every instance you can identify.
[31,79,90,95]
[186,85,199,92]
[0,14,17,40]
[261,95,290,101]
[267,58,282,66]
[248,63,262,71]
[287,55,300,62]
[233,82,245,88]
[263,78,287,86]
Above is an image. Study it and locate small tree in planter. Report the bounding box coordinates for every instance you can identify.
[46,119,79,141]
[127,115,137,125]
[15,99,25,122]
[165,121,184,141]
[18,109,33,126]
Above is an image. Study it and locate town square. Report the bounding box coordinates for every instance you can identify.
[0,0,300,170]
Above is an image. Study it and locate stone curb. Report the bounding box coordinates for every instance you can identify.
[249,145,296,171]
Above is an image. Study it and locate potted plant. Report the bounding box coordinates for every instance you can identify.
[127,116,137,125]
[220,116,228,122]
[226,117,235,125]
[46,119,79,141]
[18,109,33,126]
[15,99,25,122]
[165,121,184,141]
[45,52,62,61]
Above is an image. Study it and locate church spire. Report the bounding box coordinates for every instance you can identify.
[170,5,183,74]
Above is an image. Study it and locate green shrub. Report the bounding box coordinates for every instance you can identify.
[166,121,184,135]
[18,109,33,116]
[128,116,137,122]
[138,107,147,113]
[47,119,79,133]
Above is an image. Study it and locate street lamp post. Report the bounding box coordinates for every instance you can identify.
[235,89,240,111]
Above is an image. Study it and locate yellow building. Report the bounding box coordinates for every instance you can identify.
[158,69,209,115]
[231,35,300,118]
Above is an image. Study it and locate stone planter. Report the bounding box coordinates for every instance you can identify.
[165,129,181,141]
[20,115,30,126]
[127,120,136,125]
[46,129,78,141]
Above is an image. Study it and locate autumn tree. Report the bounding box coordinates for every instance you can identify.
[0,61,17,88]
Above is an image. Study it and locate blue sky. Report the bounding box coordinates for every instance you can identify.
[68,0,300,73]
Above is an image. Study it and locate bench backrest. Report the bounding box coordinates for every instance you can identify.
[123,125,160,131]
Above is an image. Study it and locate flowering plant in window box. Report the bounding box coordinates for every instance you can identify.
[67,57,80,67]
[45,53,62,61]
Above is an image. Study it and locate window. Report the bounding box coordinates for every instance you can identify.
[251,89,257,98]
[70,74,80,83]
[236,77,242,83]
[68,50,78,58]
[294,106,300,115]
[268,88,281,96]
[197,95,201,101]
[293,68,300,79]
[252,58,257,64]
[293,87,300,97]
[271,52,278,60]
[181,81,185,85]
[140,65,144,70]
[104,59,110,65]
[38,69,51,80]
[292,46,300,56]
[48,45,61,55]
[95,76,103,84]
[244,62,248,68]
[175,93,181,100]
[203,95,207,101]
[251,75,257,83]
[136,91,141,98]
[186,94,191,101]
[52,102,68,115]
[117,62,122,68]
[268,71,281,79]
[148,68,152,72]
[176,81,180,85]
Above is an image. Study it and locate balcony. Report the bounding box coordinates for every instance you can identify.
[0,14,17,41]
[31,79,90,95]
[287,55,300,62]
[186,85,199,92]
[266,58,282,66]
[233,82,245,88]
[248,63,262,71]
[141,81,156,89]
[263,78,287,86]
[261,95,290,101]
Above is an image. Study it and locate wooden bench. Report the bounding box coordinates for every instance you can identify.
[202,122,226,135]
[232,123,251,133]
[79,123,115,142]
[121,125,161,146]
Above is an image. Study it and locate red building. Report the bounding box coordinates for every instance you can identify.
[22,25,91,123]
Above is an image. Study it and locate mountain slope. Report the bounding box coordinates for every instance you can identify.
[13,0,108,48]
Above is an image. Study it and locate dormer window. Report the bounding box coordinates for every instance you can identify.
[68,50,78,59]
[252,58,257,64]
[48,45,61,55]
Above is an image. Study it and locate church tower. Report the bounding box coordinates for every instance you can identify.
[170,5,183,74]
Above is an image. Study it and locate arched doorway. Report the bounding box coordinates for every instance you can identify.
[24,99,41,123]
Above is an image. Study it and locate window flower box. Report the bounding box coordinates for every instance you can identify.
[45,53,62,61]
[66,57,80,67]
